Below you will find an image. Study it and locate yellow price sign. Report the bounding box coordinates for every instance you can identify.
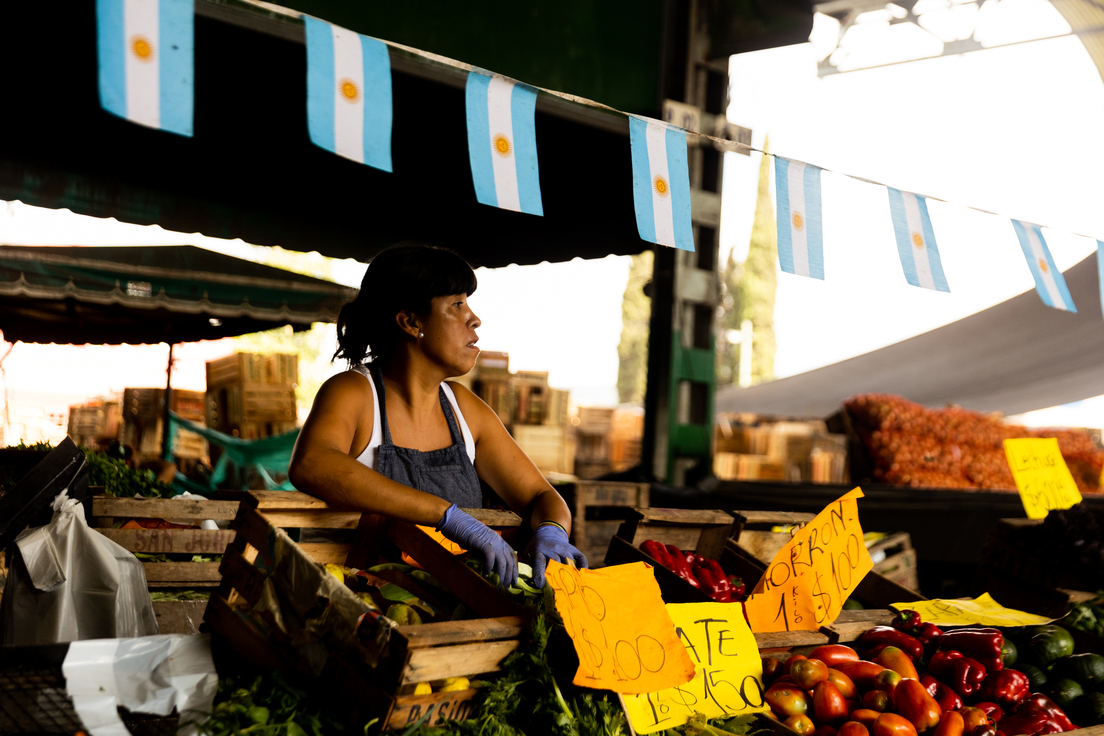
[546,561,696,694]
[1003,438,1082,519]
[744,488,873,633]
[893,593,1057,627]
[622,602,768,734]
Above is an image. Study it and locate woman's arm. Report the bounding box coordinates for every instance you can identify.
[288,372,451,526]
[450,382,573,532]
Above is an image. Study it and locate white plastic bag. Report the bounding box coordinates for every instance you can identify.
[0,490,159,645]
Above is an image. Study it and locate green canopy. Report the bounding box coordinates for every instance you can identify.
[0,244,356,345]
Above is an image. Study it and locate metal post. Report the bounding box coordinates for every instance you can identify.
[161,342,175,461]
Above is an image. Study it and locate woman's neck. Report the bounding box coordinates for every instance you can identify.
[378,353,447,415]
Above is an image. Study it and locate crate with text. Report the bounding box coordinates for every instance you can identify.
[206,498,528,730]
[604,507,752,604]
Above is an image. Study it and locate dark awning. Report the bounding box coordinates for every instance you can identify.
[0,245,355,345]
[716,251,1104,418]
[0,1,656,269]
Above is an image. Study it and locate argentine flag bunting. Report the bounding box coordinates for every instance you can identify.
[628,116,694,251]
[887,188,950,292]
[304,17,393,172]
[96,0,194,137]
[775,157,824,279]
[1012,220,1076,312]
[465,72,543,215]
[1097,241,1104,321]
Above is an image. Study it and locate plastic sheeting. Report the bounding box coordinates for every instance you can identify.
[167,411,299,495]
[716,252,1104,418]
[0,490,159,645]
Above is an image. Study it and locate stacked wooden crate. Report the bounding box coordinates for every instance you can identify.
[714,415,848,484]
[120,388,207,461]
[207,491,529,730]
[66,398,122,449]
[559,480,650,566]
[205,353,298,440]
[573,406,614,479]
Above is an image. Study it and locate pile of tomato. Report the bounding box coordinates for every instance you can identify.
[759,609,1080,736]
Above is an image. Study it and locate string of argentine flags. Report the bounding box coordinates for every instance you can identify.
[97,0,1094,315]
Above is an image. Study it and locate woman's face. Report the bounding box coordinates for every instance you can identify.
[419,293,480,376]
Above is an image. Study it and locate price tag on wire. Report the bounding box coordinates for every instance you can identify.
[1003,438,1082,519]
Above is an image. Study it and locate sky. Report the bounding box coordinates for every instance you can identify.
[4,0,1104,442]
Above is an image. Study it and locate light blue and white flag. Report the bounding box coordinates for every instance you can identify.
[304,17,392,172]
[1012,220,1076,312]
[466,72,542,215]
[628,116,694,251]
[1097,240,1104,321]
[887,187,949,292]
[96,0,194,136]
[775,157,824,279]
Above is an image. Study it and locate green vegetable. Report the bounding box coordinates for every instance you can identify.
[189,672,358,735]
[1028,625,1076,667]
[1019,663,1049,691]
[1001,639,1018,667]
[1046,677,1084,709]
[842,598,864,610]
[368,562,416,574]
[1056,653,1104,688]
[1070,691,1104,726]
[149,590,210,602]
[80,446,172,498]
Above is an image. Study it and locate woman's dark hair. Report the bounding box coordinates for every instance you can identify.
[334,244,478,366]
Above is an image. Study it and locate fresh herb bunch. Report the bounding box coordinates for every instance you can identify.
[80,446,172,498]
[1065,592,1104,639]
[188,672,364,736]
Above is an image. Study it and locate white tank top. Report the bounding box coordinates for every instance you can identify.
[350,365,476,470]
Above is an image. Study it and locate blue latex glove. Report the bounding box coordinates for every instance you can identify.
[436,504,517,589]
[527,524,588,588]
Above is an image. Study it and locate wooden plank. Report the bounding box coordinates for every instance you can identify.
[247,490,333,510]
[734,510,816,526]
[92,495,240,520]
[299,542,350,564]
[233,505,278,557]
[821,610,893,643]
[632,507,735,525]
[467,508,522,528]
[401,639,520,684]
[388,690,478,731]
[754,630,830,648]
[386,521,530,619]
[398,616,527,649]
[258,510,363,529]
[575,481,650,507]
[142,561,222,582]
[151,600,208,635]
[99,528,235,554]
[219,548,268,607]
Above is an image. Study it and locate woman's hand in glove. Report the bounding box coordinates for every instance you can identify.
[527,524,588,588]
[436,504,517,588]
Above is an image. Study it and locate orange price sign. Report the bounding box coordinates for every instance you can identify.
[744,488,873,633]
[546,561,696,694]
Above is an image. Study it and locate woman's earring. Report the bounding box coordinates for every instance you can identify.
[418,332,424,338]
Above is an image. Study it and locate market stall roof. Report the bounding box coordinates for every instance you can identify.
[0,245,355,345]
[0,1,672,269]
[715,251,1104,418]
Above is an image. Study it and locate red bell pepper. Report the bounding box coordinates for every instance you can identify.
[729,575,746,598]
[893,609,922,635]
[641,540,673,567]
[916,622,944,651]
[927,650,987,698]
[692,558,732,602]
[978,669,1030,709]
[663,543,700,588]
[1016,694,1076,732]
[973,703,1004,723]
[859,626,925,661]
[920,675,963,712]
[937,628,1005,672]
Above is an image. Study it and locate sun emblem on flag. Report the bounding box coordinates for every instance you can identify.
[1039,258,1049,274]
[131,36,154,62]
[653,176,670,198]
[792,212,804,231]
[339,78,360,103]
[492,133,512,158]
[912,232,925,249]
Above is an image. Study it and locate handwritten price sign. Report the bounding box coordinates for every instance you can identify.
[546,561,696,694]
[895,593,1056,627]
[1003,438,1082,520]
[623,602,768,734]
[744,488,873,632]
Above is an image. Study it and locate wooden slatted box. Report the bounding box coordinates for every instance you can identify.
[206,493,531,730]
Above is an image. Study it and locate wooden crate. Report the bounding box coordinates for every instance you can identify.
[869,532,919,592]
[513,424,574,476]
[207,495,528,729]
[206,352,298,389]
[560,481,649,568]
[92,495,240,590]
[604,508,745,604]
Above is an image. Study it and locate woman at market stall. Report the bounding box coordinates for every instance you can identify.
[288,243,587,588]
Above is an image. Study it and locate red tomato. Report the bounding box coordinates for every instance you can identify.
[850,710,883,729]
[786,715,817,736]
[839,722,871,736]
[786,654,809,675]
[862,690,891,713]
[815,725,840,736]
[893,679,941,732]
[766,684,812,719]
[873,713,919,736]
[827,669,857,700]
[957,708,989,734]
[814,681,850,726]
[810,645,862,669]
[834,661,887,691]
[875,646,920,681]
[793,659,831,689]
[874,669,902,698]
[933,711,964,736]
[763,656,783,684]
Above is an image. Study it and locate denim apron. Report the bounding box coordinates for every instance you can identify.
[370,364,483,507]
